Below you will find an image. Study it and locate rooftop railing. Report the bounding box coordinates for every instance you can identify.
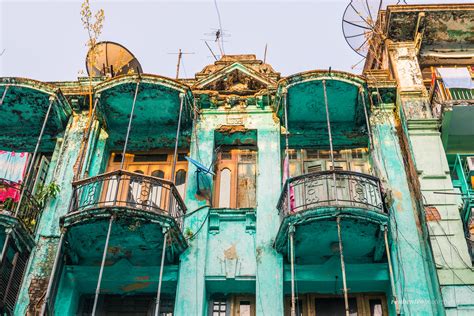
[430,79,474,104]
[277,170,385,217]
[0,178,42,234]
[69,170,187,228]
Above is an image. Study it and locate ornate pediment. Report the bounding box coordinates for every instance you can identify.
[194,58,278,94]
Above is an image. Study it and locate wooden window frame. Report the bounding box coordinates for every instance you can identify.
[214,149,257,209]
[283,293,388,316]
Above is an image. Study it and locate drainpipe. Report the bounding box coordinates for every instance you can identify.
[336,217,349,316]
[120,80,140,169]
[154,229,169,316]
[322,80,338,203]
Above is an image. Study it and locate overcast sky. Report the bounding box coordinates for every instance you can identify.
[0,0,470,81]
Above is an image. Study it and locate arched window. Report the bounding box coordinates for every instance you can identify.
[128,170,144,206]
[175,169,187,197]
[149,170,165,210]
[218,168,231,208]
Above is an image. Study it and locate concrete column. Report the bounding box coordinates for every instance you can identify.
[372,104,443,315]
[389,42,474,314]
[174,119,214,316]
[255,115,284,316]
[15,114,88,315]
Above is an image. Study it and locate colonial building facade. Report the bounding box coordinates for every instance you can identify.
[0,3,473,316]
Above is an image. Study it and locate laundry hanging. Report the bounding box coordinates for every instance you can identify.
[0,150,29,202]
[283,156,295,212]
[437,67,474,89]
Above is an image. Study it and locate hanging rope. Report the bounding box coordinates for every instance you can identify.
[120,80,140,169]
[322,80,338,203]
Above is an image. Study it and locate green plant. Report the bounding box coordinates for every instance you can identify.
[34,182,61,208]
[1,197,15,212]
[184,227,194,239]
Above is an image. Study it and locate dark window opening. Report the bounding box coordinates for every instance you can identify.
[133,154,168,162]
[77,294,174,316]
[314,297,358,316]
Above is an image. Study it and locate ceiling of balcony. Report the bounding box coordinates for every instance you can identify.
[94,74,193,151]
[277,71,369,148]
[0,78,71,152]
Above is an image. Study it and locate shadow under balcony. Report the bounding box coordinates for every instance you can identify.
[61,170,187,268]
[274,170,388,265]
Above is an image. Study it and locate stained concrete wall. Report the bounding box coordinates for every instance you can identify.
[174,106,284,316]
[15,113,88,315]
[388,42,474,314]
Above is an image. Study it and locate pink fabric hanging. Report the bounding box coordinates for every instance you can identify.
[0,151,29,203]
[283,156,295,212]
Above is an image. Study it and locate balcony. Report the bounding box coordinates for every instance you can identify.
[63,169,187,265]
[45,170,188,314]
[0,77,71,151]
[276,71,370,148]
[451,155,474,223]
[274,170,388,264]
[0,178,40,313]
[94,74,193,151]
[429,70,474,152]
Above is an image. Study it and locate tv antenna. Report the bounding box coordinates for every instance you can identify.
[204,41,218,61]
[203,28,230,58]
[168,49,195,79]
[86,41,142,77]
[342,1,407,58]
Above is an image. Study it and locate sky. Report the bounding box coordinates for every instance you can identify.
[0,0,471,82]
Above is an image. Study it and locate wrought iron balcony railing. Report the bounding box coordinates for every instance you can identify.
[0,178,42,234]
[277,170,385,216]
[69,170,187,228]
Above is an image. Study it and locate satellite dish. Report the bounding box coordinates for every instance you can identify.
[185,156,215,175]
[342,0,407,58]
[86,41,142,77]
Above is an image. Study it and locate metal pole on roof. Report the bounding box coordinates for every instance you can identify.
[14,96,55,217]
[336,216,350,316]
[154,230,169,316]
[92,215,114,316]
[120,80,140,169]
[360,88,374,151]
[41,229,66,315]
[322,80,338,203]
[384,227,401,315]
